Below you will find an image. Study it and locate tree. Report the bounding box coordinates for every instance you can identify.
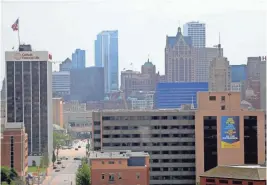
[53,132,66,159]
[52,151,56,167]
[76,163,91,185]
[1,166,19,184]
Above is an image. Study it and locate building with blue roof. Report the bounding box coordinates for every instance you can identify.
[155,82,208,109]
[231,65,247,82]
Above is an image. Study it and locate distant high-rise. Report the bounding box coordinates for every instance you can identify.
[70,67,104,102]
[95,30,119,93]
[230,65,247,92]
[208,44,231,91]
[60,58,72,71]
[52,71,70,96]
[183,21,206,48]
[72,49,85,69]
[165,27,195,82]
[5,46,53,166]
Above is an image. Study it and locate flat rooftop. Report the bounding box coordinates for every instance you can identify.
[92,109,196,113]
[89,150,149,159]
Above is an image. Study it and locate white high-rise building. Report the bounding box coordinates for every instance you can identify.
[5,46,53,166]
[183,21,206,48]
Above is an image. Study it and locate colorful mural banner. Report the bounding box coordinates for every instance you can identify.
[221,116,240,148]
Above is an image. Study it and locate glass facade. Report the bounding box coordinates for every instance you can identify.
[6,60,50,156]
[70,67,104,102]
[72,49,85,69]
[95,30,118,92]
[156,82,208,109]
[231,65,247,82]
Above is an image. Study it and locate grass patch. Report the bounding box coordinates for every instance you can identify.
[27,166,46,173]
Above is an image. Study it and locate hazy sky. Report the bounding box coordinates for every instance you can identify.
[0,0,266,82]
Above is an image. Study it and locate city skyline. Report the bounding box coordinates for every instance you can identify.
[1,0,266,83]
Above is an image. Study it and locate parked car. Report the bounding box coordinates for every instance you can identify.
[53,166,57,169]
[55,169,60,172]
[75,148,78,151]
[57,161,62,164]
[78,146,81,148]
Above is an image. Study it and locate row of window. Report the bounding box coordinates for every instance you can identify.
[102,134,195,138]
[151,175,195,180]
[102,142,195,147]
[10,136,14,168]
[101,172,140,181]
[101,115,195,121]
[151,167,195,171]
[206,178,253,185]
[150,159,195,163]
[102,125,195,130]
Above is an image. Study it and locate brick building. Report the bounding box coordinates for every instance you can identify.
[89,150,150,185]
[1,125,28,176]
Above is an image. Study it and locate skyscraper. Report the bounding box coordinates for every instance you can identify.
[5,45,53,166]
[183,21,206,48]
[59,58,72,71]
[165,27,195,82]
[70,67,104,102]
[95,30,119,92]
[71,49,85,69]
[208,44,231,91]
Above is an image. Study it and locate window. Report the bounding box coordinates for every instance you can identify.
[219,179,228,184]
[136,172,140,179]
[10,136,14,168]
[108,161,115,164]
[101,173,105,180]
[209,96,216,101]
[232,181,242,184]
[206,178,215,183]
[221,96,225,101]
[248,182,253,185]
[221,105,225,110]
[109,174,115,181]
[101,161,105,164]
[118,172,122,179]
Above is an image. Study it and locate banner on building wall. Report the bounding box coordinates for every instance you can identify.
[221,116,240,148]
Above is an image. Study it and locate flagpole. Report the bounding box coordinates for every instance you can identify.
[18,18,21,47]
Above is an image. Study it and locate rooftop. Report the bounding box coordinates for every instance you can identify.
[200,164,267,180]
[89,150,149,159]
[92,109,196,113]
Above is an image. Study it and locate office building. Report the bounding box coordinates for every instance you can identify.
[208,45,231,91]
[260,61,266,110]
[231,64,247,82]
[52,71,70,96]
[92,110,196,185]
[165,27,195,82]
[156,82,208,109]
[5,48,53,165]
[52,98,63,128]
[183,21,206,48]
[200,164,266,185]
[230,65,247,92]
[63,100,87,112]
[71,49,85,69]
[195,92,265,182]
[195,47,220,82]
[95,30,119,92]
[89,150,150,185]
[121,59,159,98]
[59,58,72,71]
[130,92,154,110]
[70,67,104,102]
[1,126,28,176]
[243,57,263,109]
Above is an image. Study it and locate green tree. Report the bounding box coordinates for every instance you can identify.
[52,151,56,166]
[53,132,66,159]
[76,163,91,185]
[1,166,19,184]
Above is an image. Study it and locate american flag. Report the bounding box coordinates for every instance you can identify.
[11,18,19,31]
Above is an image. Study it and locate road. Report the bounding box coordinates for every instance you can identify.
[41,140,88,185]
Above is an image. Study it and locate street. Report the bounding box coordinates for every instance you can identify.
[41,140,88,185]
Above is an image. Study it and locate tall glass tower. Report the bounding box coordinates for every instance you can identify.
[72,49,85,69]
[95,30,118,93]
[183,21,206,48]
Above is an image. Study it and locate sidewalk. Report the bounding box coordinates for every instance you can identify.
[40,164,53,185]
